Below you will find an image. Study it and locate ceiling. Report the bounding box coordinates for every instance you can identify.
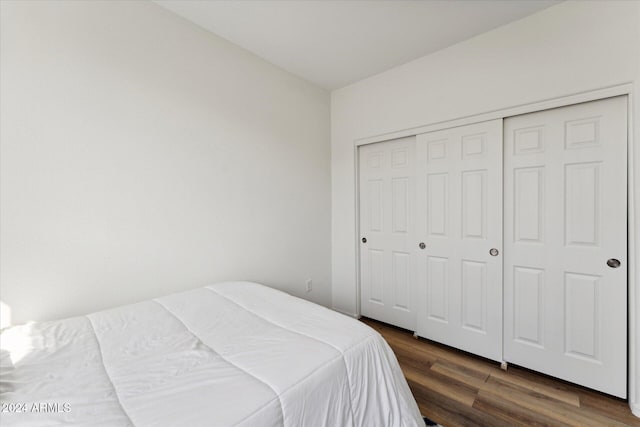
[154,0,560,90]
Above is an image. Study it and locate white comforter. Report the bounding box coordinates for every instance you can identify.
[0,282,423,426]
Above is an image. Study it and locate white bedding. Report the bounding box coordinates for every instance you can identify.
[0,282,423,426]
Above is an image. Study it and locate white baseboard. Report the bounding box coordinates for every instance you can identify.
[631,401,640,418]
[331,307,360,319]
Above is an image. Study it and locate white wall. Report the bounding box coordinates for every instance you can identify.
[0,0,331,325]
[331,0,640,412]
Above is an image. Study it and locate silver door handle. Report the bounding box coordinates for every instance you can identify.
[418,242,426,250]
[489,248,499,256]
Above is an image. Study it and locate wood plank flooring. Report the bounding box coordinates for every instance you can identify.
[362,317,640,427]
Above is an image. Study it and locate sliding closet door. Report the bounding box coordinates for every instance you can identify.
[504,96,627,398]
[415,120,503,362]
[359,137,417,330]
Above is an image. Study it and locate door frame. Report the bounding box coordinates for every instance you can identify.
[353,83,638,415]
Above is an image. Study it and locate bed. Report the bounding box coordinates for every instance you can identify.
[0,281,423,426]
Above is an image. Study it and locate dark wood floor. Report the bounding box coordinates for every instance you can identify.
[362,317,640,427]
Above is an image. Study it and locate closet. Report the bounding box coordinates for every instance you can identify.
[358,96,628,398]
[359,136,417,331]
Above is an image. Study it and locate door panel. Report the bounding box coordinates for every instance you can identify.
[359,137,417,330]
[504,96,627,398]
[415,120,503,362]
[426,256,448,322]
[513,266,544,347]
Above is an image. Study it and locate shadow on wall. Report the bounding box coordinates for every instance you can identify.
[1,301,12,329]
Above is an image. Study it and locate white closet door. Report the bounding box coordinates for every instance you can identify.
[359,137,417,331]
[504,96,627,398]
[415,120,503,361]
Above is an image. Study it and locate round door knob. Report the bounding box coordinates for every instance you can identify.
[607,258,621,268]
[489,248,499,256]
[419,242,426,250]
[361,237,367,244]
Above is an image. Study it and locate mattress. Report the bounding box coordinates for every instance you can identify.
[0,281,423,426]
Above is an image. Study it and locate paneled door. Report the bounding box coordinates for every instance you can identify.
[359,136,417,330]
[415,120,504,362]
[503,96,627,398]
